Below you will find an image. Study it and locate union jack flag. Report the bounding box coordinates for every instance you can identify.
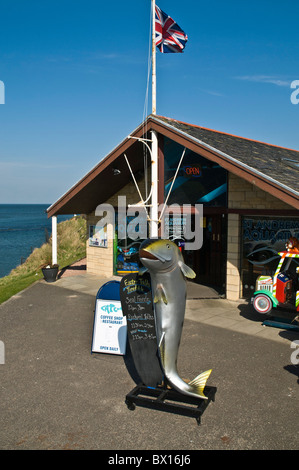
[155,5,188,53]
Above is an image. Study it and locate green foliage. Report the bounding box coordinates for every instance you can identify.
[0,215,87,304]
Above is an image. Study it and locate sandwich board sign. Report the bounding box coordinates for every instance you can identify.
[91,299,127,355]
[120,272,163,387]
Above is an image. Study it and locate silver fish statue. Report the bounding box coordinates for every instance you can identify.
[139,238,212,399]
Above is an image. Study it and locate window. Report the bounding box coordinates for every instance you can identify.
[164,138,227,207]
[241,216,299,298]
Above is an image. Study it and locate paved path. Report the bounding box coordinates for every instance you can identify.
[54,272,299,344]
[0,280,298,450]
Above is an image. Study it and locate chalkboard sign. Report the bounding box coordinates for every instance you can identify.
[120,273,164,387]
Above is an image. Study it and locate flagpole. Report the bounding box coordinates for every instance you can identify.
[151,0,156,115]
[150,0,159,238]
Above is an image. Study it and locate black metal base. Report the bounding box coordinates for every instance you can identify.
[125,383,217,425]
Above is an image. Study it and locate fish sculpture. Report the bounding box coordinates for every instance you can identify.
[139,238,212,399]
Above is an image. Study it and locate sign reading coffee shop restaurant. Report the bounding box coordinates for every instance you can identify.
[91,299,127,355]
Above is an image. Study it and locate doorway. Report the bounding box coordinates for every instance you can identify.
[184,213,227,291]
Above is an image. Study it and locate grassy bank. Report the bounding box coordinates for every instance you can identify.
[0,216,87,305]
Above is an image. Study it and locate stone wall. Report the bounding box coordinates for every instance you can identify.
[228,174,292,211]
[86,177,147,277]
[86,213,114,277]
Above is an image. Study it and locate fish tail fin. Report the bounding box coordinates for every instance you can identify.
[188,369,212,399]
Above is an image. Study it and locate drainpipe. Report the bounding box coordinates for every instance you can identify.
[52,216,58,265]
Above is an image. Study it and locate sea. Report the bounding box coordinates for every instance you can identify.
[0,204,72,278]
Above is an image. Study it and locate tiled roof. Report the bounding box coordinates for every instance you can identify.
[154,115,299,195]
[47,115,299,216]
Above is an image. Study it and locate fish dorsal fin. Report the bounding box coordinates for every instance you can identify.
[154,284,168,304]
[178,261,196,279]
[188,369,212,399]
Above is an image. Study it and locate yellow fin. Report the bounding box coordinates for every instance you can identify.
[138,267,148,276]
[188,369,212,399]
[154,284,168,304]
[179,261,196,279]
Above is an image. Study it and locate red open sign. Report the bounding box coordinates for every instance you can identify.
[184,165,201,177]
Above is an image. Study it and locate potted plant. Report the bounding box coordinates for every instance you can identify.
[40,262,59,283]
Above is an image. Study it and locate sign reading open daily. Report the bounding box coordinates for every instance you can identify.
[91,299,127,355]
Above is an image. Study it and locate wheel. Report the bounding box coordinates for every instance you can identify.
[125,399,135,411]
[253,294,273,315]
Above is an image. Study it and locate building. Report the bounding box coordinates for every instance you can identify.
[47,115,299,301]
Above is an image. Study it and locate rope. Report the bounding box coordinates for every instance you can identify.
[124,154,149,220]
[159,147,186,222]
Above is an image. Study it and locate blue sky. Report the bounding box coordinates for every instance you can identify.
[0,0,298,204]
